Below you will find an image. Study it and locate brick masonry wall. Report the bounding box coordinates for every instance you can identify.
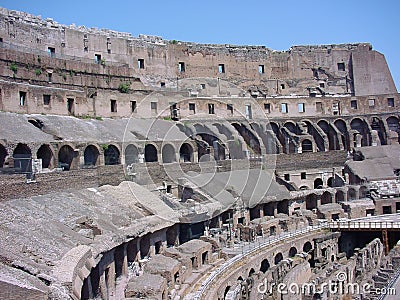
[0,165,124,201]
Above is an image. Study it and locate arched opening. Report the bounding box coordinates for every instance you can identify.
[162,144,176,163]
[306,194,317,210]
[299,185,309,190]
[289,247,297,258]
[370,117,387,145]
[125,144,139,165]
[231,123,261,156]
[284,121,299,134]
[301,139,313,152]
[84,145,100,166]
[237,276,244,282]
[179,143,193,162]
[274,252,283,265]
[104,145,120,165]
[359,186,368,199]
[0,144,7,168]
[334,119,349,150]
[37,144,54,169]
[277,200,289,215]
[58,145,75,171]
[13,143,32,172]
[145,144,158,162]
[260,259,270,273]
[303,241,313,253]
[196,133,225,161]
[335,190,345,202]
[321,191,332,205]
[314,178,323,189]
[248,268,255,277]
[327,177,334,187]
[350,118,370,147]
[387,116,400,143]
[224,286,231,299]
[348,188,357,200]
[318,120,340,150]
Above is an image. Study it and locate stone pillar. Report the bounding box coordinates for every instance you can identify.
[136,239,141,261]
[123,244,128,276]
[259,205,264,218]
[99,269,108,300]
[273,202,278,217]
[107,263,116,297]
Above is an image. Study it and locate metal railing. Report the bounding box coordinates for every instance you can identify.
[192,224,328,299]
[329,221,400,230]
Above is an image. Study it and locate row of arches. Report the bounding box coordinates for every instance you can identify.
[0,142,196,172]
[257,115,400,154]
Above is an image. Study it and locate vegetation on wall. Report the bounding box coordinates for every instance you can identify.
[10,62,18,73]
[118,82,130,93]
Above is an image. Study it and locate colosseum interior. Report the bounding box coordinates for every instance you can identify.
[0,7,400,300]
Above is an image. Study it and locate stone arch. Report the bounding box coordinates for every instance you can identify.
[370,117,387,145]
[301,139,313,152]
[289,246,298,258]
[260,259,270,273]
[231,122,261,155]
[196,133,225,161]
[350,118,370,147]
[84,145,100,166]
[299,185,309,190]
[125,144,139,165]
[386,116,400,143]
[321,191,332,205]
[0,144,7,168]
[327,177,334,187]
[13,143,32,172]
[283,121,298,134]
[301,119,325,152]
[58,145,75,171]
[335,190,345,202]
[104,145,120,165]
[303,241,313,253]
[145,144,158,162]
[318,120,340,150]
[162,144,176,163]
[314,178,323,189]
[334,119,349,150]
[179,143,193,162]
[274,252,283,265]
[348,187,357,200]
[37,144,54,169]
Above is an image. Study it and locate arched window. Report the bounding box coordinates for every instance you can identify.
[84,145,100,166]
[104,145,120,165]
[125,144,139,165]
[37,144,54,169]
[179,143,193,162]
[58,145,74,170]
[162,144,176,163]
[145,144,158,162]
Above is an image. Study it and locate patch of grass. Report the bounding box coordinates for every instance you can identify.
[118,82,130,93]
[35,68,42,76]
[10,62,17,73]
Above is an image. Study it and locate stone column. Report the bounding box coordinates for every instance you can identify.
[123,244,128,276]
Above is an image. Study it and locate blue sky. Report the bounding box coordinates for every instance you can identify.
[1,0,399,89]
